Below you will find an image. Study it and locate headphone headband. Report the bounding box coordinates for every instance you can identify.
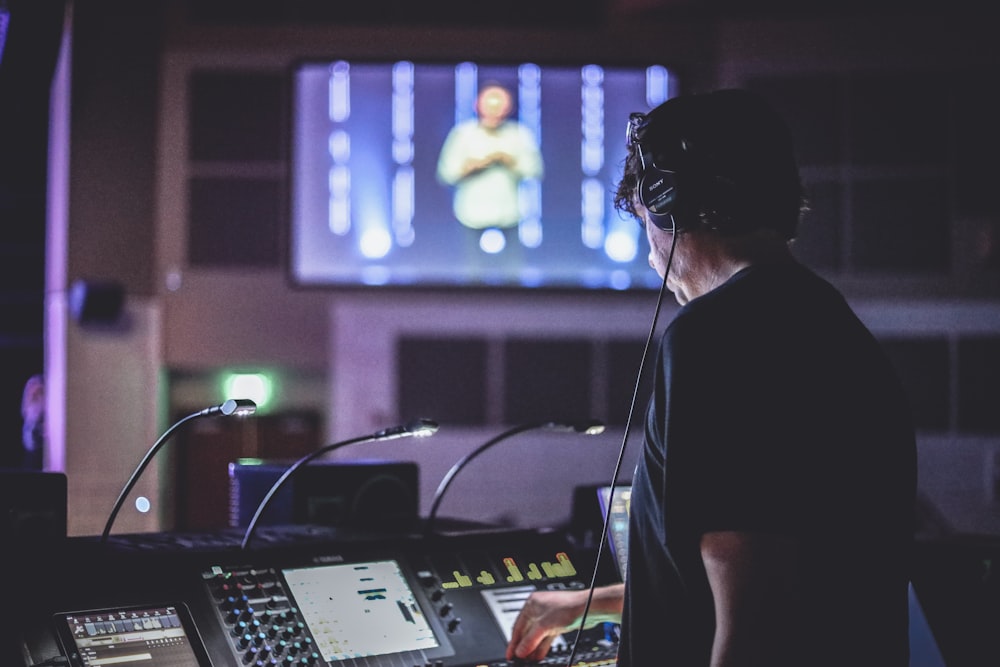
[624,90,803,240]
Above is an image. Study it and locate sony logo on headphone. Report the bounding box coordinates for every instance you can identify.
[647,178,664,191]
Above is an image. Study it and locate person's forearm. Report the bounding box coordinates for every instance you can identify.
[578,583,625,626]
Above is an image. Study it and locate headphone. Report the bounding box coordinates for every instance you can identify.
[628,112,682,232]
[627,109,746,235]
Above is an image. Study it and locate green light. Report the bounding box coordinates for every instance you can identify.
[223,372,273,410]
[235,457,266,466]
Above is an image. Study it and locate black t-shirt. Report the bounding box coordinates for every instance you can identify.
[619,261,916,667]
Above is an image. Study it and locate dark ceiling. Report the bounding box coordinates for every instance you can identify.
[179,0,992,28]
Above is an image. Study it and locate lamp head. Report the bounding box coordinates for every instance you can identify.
[221,398,257,417]
[544,419,606,435]
[406,418,440,437]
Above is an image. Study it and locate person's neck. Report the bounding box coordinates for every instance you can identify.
[693,233,793,299]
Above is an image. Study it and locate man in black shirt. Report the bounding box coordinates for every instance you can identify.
[506,89,916,667]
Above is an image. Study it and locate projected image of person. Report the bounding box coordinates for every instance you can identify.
[505,89,916,667]
[436,83,543,264]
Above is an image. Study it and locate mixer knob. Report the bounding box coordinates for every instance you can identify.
[447,617,462,633]
[438,603,453,617]
[224,596,251,616]
[214,582,236,599]
[208,571,233,588]
[430,589,445,602]
[240,581,268,597]
[266,596,291,610]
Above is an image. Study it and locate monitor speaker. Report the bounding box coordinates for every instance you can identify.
[0,470,67,540]
[229,460,419,530]
[69,279,125,325]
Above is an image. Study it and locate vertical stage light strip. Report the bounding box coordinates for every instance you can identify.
[328,136,350,236]
[454,62,478,125]
[580,65,605,251]
[599,64,673,283]
[517,64,543,249]
[0,5,9,68]
[646,64,672,109]
[328,61,352,235]
[392,61,416,247]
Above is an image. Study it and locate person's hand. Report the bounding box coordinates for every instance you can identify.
[506,589,589,662]
[486,151,514,168]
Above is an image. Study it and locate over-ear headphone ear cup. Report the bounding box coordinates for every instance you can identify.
[648,209,675,232]
[638,167,680,231]
[664,170,733,234]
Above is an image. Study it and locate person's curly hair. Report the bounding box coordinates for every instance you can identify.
[613,89,807,240]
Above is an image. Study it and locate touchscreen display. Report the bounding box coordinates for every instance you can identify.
[54,603,211,667]
[283,559,440,661]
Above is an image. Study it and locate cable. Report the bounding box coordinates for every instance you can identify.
[101,399,257,543]
[563,228,679,667]
[240,418,438,550]
[424,420,605,537]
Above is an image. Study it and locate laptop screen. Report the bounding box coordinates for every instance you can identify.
[597,485,631,582]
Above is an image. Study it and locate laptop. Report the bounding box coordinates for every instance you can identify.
[596,485,631,582]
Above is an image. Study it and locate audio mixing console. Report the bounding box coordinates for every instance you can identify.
[7,526,620,667]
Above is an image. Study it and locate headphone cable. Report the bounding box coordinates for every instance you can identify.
[562,228,678,667]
